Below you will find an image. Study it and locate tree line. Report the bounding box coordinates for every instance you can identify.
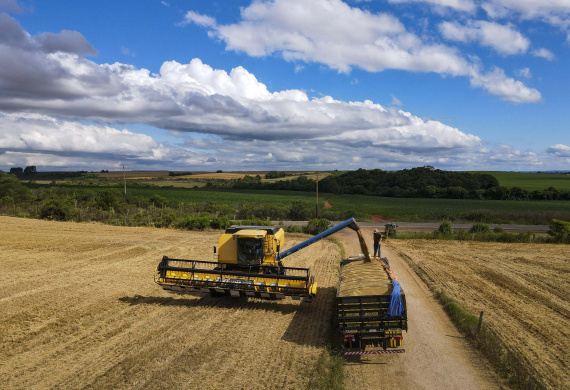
[205,167,570,201]
[0,172,357,228]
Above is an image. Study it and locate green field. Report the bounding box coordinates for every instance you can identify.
[471,171,570,191]
[125,187,569,223]
[326,194,570,223]
[126,187,321,205]
[28,182,570,224]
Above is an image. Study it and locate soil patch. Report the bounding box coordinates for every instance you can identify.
[370,214,396,222]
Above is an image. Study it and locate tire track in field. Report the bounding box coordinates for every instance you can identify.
[0,217,340,389]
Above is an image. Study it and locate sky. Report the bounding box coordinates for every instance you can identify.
[0,0,569,172]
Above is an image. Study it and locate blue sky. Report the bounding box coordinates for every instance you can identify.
[0,0,569,172]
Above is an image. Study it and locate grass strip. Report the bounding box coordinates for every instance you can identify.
[305,347,345,390]
[304,238,346,390]
[397,250,547,390]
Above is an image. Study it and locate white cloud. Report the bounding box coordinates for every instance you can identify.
[482,0,570,37]
[121,46,136,57]
[387,0,476,12]
[439,20,530,55]
[180,11,217,28]
[182,0,540,103]
[0,12,562,171]
[1,114,568,172]
[391,95,403,106]
[0,17,484,149]
[532,48,555,61]
[546,144,570,157]
[0,113,163,156]
[378,0,570,38]
[515,67,532,79]
[482,0,570,19]
[0,0,22,13]
[469,67,542,103]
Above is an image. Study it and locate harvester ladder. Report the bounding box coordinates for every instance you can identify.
[263,237,274,257]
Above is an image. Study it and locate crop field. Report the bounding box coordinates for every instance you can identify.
[473,171,570,191]
[94,171,323,181]
[97,170,185,179]
[127,188,324,206]
[325,194,570,222]
[32,183,569,223]
[388,239,570,389]
[0,217,340,389]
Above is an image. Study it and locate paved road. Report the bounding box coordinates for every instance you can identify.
[275,221,549,233]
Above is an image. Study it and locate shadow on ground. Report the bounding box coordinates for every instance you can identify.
[281,286,337,348]
[119,286,337,348]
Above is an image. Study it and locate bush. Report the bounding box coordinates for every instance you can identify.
[548,219,570,241]
[210,216,231,230]
[438,221,454,235]
[236,203,288,221]
[149,194,168,208]
[516,231,533,243]
[40,199,72,221]
[153,213,176,228]
[239,217,272,226]
[456,229,468,240]
[178,215,211,230]
[469,223,490,234]
[303,218,331,235]
[285,224,302,233]
[265,171,288,179]
[493,226,505,233]
[288,201,312,220]
[96,189,122,211]
[495,232,517,243]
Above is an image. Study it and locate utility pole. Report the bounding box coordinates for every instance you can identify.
[316,170,319,219]
[123,165,126,196]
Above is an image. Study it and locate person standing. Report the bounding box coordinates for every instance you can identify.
[373,229,382,258]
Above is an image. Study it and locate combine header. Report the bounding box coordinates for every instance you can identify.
[156,218,365,302]
[156,257,316,301]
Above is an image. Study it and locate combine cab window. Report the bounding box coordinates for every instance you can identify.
[237,238,264,265]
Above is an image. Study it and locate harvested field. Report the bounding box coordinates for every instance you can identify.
[97,170,182,179]
[389,240,570,389]
[94,171,321,180]
[0,217,340,389]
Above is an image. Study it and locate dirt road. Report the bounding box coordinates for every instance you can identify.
[332,228,506,390]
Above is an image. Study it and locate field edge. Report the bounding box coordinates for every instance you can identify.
[390,244,548,390]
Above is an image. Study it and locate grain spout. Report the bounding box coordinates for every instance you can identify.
[356,229,372,262]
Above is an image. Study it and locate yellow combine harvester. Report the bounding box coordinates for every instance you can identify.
[155,218,368,302]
